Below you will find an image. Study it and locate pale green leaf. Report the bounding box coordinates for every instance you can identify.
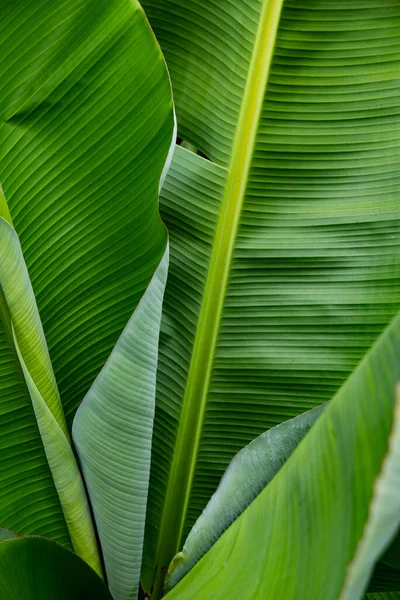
[0,528,17,542]
[0,218,67,436]
[0,296,69,544]
[0,217,100,569]
[167,402,327,590]
[73,250,169,599]
[15,335,101,576]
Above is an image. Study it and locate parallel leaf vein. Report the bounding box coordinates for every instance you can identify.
[152,0,285,594]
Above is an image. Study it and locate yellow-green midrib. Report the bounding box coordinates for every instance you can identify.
[150,1,285,595]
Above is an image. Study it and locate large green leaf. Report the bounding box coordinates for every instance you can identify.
[163,311,400,600]
[141,0,400,593]
[0,537,112,599]
[73,250,169,600]
[0,0,172,555]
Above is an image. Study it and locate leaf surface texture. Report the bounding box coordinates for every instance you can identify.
[141,0,400,589]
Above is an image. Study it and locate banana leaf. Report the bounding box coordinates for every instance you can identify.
[0,536,112,599]
[163,311,400,599]
[139,0,400,594]
[166,402,327,589]
[0,0,173,576]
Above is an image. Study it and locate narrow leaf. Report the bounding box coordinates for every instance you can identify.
[0,296,69,544]
[15,338,101,576]
[0,218,67,436]
[0,217,101,574]
[73,250,169,599]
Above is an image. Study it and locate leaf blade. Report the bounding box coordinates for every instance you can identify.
[0,217,100,572]
[0,0,173,427]
[15,336,101,576]
[141,2,400,591]
[73,250,169,599]
[0,0,173,548]
[167,402,327,590]
[0,218,67,436]
[0,537,112,600]
[164,311,400,600]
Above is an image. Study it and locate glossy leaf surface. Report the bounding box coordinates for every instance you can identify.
[0,537,112,600]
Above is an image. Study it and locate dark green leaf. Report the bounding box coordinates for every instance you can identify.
[0,537,112,599]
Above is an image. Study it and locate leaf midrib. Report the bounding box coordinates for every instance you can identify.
[152,0,285,595]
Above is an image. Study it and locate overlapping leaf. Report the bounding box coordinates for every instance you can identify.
[0,0,173,560]
[0,217,100,572]
[141,1,400,593]
[73,250,169,600]
[0,537,112,599]
[166,402,327,589]
[163,312,400,599]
